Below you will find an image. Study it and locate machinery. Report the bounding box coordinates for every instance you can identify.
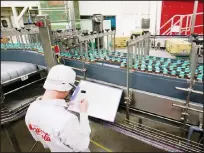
[92,14,104,49]
[166,39,191,55]
[1,13,203,152]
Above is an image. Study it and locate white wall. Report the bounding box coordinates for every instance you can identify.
[1,1,39,7]
[79,1,162,36]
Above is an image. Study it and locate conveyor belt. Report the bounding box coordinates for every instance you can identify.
[1,81,45,125]
[1,50,203,104]
[1,61,43,86]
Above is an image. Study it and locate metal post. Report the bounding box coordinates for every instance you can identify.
[185,16,189,35]
[110,33,113,51]
[107,34,109,51]
[67,1,76,30]
[181,43,199,135]
[10,37,13,44]
[147,36,150,55]
[126,43,130,120]
[36,15,56,70]
[129,46,133,69]
[138,41,141,62]
[85,41,88,60]
[190,0,198,35]
[25,35,28,44]
[189,1,199,62]
[20,35,24,50]
[91,39,95,52]
[103,36,105,51]
[142,39,145,56]
[11,6,20,29]
[134,44,137,64]
[35,34,38,43]
[80,42,86,80]
[97,37,100,52]
[113,33,116,52]
[154,1,158,35]
[144,39,147,55]
[190,43,198,85]
[17,6,29,23]
[170,18,174,35]
[179,16,183,35]
[79,42,83,57]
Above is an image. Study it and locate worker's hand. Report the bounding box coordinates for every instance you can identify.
[79,99,88,113]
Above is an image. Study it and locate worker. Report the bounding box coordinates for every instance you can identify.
[25,65,91,152]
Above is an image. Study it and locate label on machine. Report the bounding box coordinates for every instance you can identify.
[21,75,28,81]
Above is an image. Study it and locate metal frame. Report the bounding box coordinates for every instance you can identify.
[11,6,29,30]
[77,30,116,79]
[125,33,203,133]
[173,43,203,132]
[125,32,151,119]
[36,15,56,70]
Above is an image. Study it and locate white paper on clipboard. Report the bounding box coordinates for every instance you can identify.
[68,80,123,122]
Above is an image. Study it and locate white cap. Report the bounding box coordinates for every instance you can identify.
[43,65,76,92]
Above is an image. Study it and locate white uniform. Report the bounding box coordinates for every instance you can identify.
[25,98,91,152]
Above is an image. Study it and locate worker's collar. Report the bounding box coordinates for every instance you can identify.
[36,97,69,108]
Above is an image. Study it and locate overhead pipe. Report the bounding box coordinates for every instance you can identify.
[11,6,20,29]
[17,6,29,23]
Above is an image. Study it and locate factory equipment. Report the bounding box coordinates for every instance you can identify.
[92,14,104,49]
[166,39,191,55]
[1,14,203,152]
[1,17,12,28]
[141,18,150,30]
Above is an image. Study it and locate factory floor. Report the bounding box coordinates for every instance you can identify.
[1,115,165,152]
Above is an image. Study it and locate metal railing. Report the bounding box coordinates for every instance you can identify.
[125,32,151,120]
[156,12,203,35]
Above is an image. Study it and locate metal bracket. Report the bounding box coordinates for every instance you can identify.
[180,117,188,122]
[175,87,203,95]
[172,103,203,113]
[186,79,195,85]
[124,91,132,105]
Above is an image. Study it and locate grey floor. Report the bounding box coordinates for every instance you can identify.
[1,115,166,152]
[0,81,165,152]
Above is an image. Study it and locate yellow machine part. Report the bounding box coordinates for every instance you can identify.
[112,37,129,48]
[131,31,142,35]
[1,37,10,43]
[166,39,191,55]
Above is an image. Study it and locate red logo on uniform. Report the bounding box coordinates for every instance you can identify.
[29,124,51,142]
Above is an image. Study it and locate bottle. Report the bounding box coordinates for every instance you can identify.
[120,62,125,68]
[140,64,146,72]
[147,66,153,73]
[197,74,203,82]
[133,63,139,71]
[155,67,160,74]
[162,68,168,76]
[179,71,185,79]
[106,56,110,62]
[171,70,177,77]
[116,58,121,63]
